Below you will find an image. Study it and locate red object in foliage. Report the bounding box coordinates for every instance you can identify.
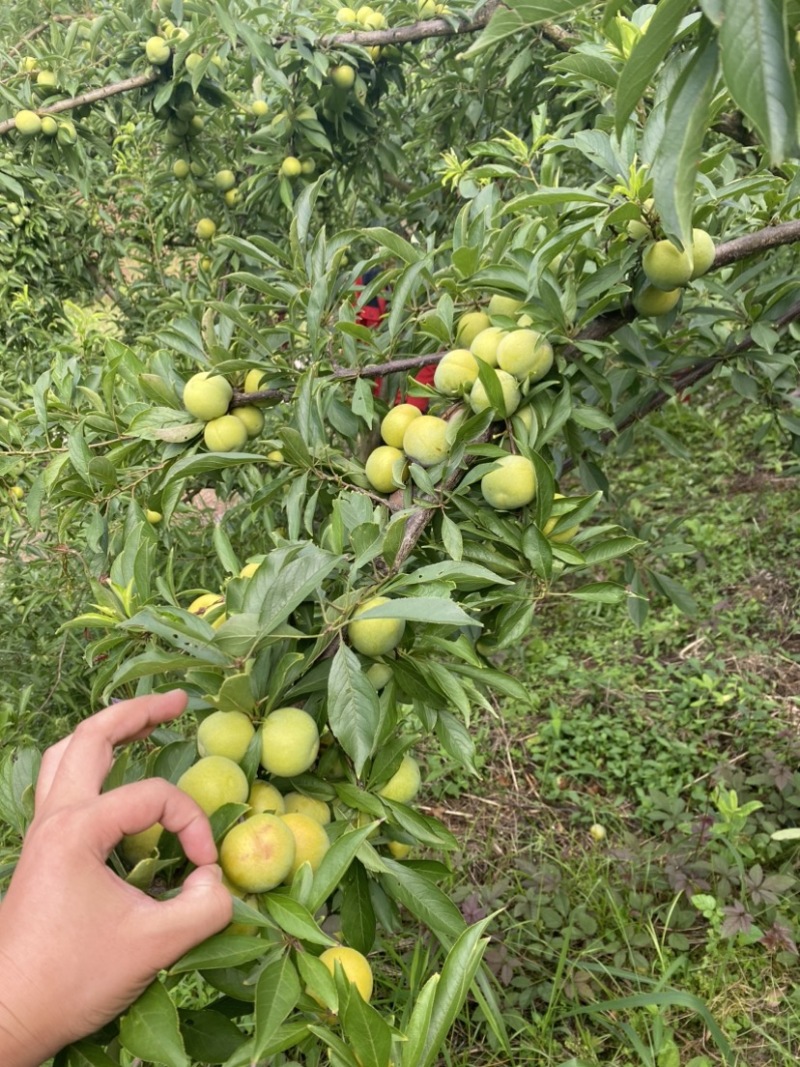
[356,274,438,411]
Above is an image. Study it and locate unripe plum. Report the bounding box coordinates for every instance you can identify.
[469,370,520,417]
[280,812,331,879]
[204,414,249,452]
[379,754,421,803]
[259,707,320,778]
[402,414,449,466]
[177,755,249,815]
[433,349,479,395]
[642,239,693,290]
[197,710,255,762]
[380,403,421,448]
[220,813,296,892]
[183,371,232,419]
[348,596,405,657]
[480,454,536,510]
[365,445,407,493]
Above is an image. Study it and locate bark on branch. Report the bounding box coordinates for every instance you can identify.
[0,72,160,136]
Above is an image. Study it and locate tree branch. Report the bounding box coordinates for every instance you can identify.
[315,1,500,48]
[0,72,160,136]
[8,14,78,57]
[712,220,800,267]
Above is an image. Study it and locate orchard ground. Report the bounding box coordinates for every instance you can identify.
[2,394,799,1065]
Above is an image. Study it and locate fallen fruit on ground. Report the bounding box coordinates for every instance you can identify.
[177,755,249,815]
[365,445,407,493]
[280,812,331,879]
[402,414,449,466]
[480,454,537,510]
[197,710,255,762]
[204,414,249,452]
[380,403,421,448]
[220,813,297,892]
[259,706,320,777]
[348,596,405,657]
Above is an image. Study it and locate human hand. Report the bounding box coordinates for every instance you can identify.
[0,691,233,1067]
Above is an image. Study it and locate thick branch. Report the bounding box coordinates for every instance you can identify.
[231,388,286,407]
[0,71,160,136]
[712,221,800,267]
[316,1,500,48]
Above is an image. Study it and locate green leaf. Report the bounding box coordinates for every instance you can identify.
[179,1010,243,1065]
[310,824,385,913]
[580,536,645,564]
[170,934,269,973]
[119,979,189,1067]
[469,0,578,54]
[615,0,693,137]
[61,1041,119,1067]
[401,974,439,1067]
[650,38,719,249]
[566,582,628,604]
[253,955,302,1062]
[342,987,394,1067]
[328,644,381,777]
[414,918,492,1067]
[355,596,478,628]
[160,452,257,489]
[244,544,341,634]
[341,861,377,954]
[263,892,338,947]
[719,0,798,163]
[380,859,466,944]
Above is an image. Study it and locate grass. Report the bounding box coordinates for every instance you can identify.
[430,399,800,1065]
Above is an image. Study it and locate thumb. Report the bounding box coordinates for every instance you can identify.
[152,864,234,962]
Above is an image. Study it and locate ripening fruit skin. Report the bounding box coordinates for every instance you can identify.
[266,450,284,467]
[145,36,171,65]
[456,311,492,347]
[36,70,57,91]
[244,367,268,392]
[248,780,286,815]
[387,840,412,859]
[496,329,554,382]
[349,596,405,657]
[9,486,24,501]
[627,198,655,240]
[252,99,268,117]
[365,445,407,493]
[40,116,58,137]
[380,404,421,448]
[14,110,42,136]
[280,156,303,178]
[196,217,217,240]
[481,454,537,510]
[470,327,506,367]
[188,592,224,618]
[402,414,449,466]
[197,710,255,762]
[220,814,296,893]
[259,707,320,778]
[336,6,358,23]
[469,370,521,417]
[488,294,523,318]
[366,662,392,690]
[173,159,190,179]
[231,405,264,437]
[589,823,607,842]
[315,947,374,1004]
[542,494,579,543]
[119,823,163,866]
[642,239,693,290]
[177,755,249,816]
[284,793,332,825]
[239,561,261,578]
[433,349,479,395]
[379,754,421,803]
[204,414,249,453]
[281,812,331,880]
[690,228,715,279]
[182,373,231,418]
[633,286,681,317]
[330,64,356,89]
[214,168,236,191]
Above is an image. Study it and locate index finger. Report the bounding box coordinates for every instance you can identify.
[36,690,189,810]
